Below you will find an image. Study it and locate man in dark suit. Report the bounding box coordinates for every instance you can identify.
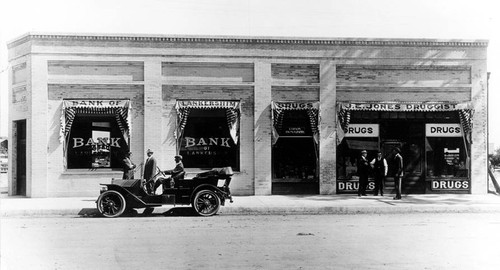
[357,150,370,197]
[122,152,136,179]
[393,147,404,200]
[154,155,185,194]
[143,149,157,194]
[370,151,387,196]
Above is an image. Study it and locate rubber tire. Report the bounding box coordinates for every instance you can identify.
[97,190,127,218]
[192,189,221,216]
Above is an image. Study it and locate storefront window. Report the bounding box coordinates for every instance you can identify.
[273,109,315,181]
[337,137,379,180]
[426,138,468,178]
[179,108,239,170]
[271,102,319,194]
[61,99,132,170]
[67,116,127,169]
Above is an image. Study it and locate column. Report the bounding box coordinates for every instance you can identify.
[470,63,488,194]
[254,61,272,195]
[319,61,337,194]
[29,56,49,197]
[143,59,163,166]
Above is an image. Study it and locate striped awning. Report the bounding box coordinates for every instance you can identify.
[174,100,241,152]
[59,99,131,147]
[271,101,320,145]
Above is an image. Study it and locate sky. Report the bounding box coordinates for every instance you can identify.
[0,0,499,148]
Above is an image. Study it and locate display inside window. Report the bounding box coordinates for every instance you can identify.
[273,138,317,182]
[179,109,239,170]
[336,138,378,180]
[67,116,127,169]
[425,137,468,178]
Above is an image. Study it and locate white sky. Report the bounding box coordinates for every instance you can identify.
[1,0,499,148]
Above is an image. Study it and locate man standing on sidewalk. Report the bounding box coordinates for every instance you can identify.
[122,151,136,179]
[370,151,387,196]
[357,150,370,197]
[393,147,404,200]
[143,149,157,194]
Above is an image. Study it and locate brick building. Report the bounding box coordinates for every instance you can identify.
[7,33,488,197]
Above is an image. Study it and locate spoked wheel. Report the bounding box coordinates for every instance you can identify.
[192,189,221,216]
[97,190,126,218]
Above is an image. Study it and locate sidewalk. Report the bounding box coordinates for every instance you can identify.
[2,193,500,217]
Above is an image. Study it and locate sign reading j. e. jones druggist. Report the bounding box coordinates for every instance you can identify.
[425,124,462,137]
[344,124,379,137]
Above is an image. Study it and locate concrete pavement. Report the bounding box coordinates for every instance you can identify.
[2,193,500,217]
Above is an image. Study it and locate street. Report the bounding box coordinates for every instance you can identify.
[1,213,499,270]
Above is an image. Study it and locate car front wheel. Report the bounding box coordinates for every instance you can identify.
[192,189,221,216]
[97,190,126,218]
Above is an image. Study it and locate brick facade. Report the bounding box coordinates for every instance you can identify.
[7,34,488,197]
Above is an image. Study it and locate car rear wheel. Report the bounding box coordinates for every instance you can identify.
[97,190,126,218]
[192,189,220,216]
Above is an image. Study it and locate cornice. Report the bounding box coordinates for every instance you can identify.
[7,32,489,49]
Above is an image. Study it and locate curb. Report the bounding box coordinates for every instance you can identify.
[3,204,500,217]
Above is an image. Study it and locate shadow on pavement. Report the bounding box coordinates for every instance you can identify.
[77,207,199,218]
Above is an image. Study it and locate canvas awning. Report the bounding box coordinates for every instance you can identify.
[59,99,131,152]
[174,100,241,151]
[271,101,320,145]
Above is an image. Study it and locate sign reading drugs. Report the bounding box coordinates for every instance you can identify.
[344,124,379,137]
[426,124,462,137]
[431,179,470,191]
[337,180,375,193]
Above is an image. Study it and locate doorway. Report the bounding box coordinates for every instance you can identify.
[14,120,26,196]
[381,120,425,194]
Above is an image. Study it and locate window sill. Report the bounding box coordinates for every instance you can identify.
[62,169,123,175]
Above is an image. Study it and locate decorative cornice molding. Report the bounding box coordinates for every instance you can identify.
[8,33,489,49]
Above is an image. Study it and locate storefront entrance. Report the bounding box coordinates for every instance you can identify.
[380,120,425,194]
[14,120,26,196]
[337,102,472,195]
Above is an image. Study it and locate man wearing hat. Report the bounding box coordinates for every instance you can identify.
[143,149,157,194]
[392,147,404,200]
[153,155,185,194]
[357,149,370,197]
[122,151,136,179]
[370,151,387,196]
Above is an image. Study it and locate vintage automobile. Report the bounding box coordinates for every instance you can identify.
[96,167,234,217]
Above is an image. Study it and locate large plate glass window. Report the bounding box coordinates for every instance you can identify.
[60,100,131,169]
[174,100,240,171]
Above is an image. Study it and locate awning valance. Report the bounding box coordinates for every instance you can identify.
[174,100,241,152]
[59,99,131,146]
